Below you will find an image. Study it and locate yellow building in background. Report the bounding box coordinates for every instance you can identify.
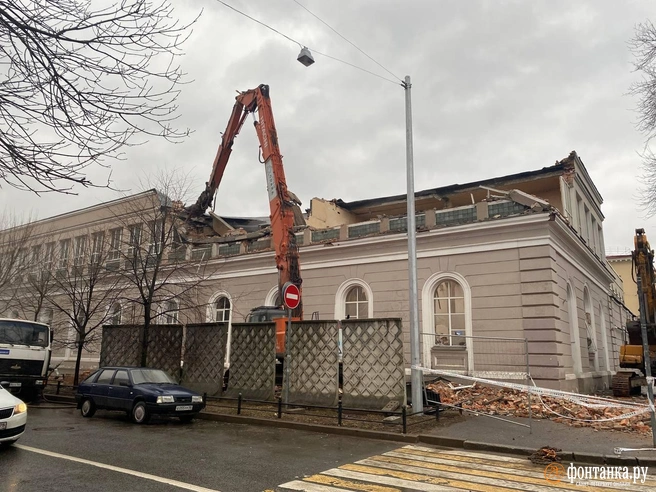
[607,255,638,316]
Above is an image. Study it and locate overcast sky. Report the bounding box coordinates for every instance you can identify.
[2,0,656,252]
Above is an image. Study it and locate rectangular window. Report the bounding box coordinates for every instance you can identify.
[44,242,55,271]
[91,231,104,264]
[128,224,142,257]
[30,245,41,276]
[74,235,87,266]
[59,239,70,270]
[148,220,162,256]
[109,228,122,260]
[576,194,584,235]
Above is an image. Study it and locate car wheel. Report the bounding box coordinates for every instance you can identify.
[81,398,96,418]
[131,401,150,424]
[179,415,195,423]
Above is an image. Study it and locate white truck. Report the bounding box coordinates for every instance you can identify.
[0,318,51,401]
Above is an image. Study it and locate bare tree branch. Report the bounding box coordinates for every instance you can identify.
[0,0,200,194]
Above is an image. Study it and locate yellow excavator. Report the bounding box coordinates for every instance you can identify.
[611,228,656,397]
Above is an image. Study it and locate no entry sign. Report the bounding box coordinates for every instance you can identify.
[282,282,301,310]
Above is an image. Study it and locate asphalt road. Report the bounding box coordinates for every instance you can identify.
[1,406,402,492]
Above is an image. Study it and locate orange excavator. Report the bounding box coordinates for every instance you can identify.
[611,228,656,396]
[187,84,303,357]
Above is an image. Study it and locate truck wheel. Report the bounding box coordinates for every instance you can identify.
[131,401,150,424]
[81,399,96,418]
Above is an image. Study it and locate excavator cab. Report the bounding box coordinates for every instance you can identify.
[246,306,300,358]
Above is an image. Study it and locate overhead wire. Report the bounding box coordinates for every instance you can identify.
[213,0,402,86]
[290,0,403,83]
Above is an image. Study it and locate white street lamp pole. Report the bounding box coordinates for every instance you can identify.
[404,75,423,413]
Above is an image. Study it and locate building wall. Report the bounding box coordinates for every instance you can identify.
[608,256,638,315]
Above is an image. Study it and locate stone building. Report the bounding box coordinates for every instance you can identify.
[0,150,632,392]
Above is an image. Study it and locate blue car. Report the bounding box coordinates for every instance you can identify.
[75,366,205,424]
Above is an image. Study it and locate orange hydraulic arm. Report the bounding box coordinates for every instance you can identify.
[633,228,656,326]
[188,84,302,318]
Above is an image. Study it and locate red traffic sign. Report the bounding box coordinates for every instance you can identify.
[282,282,301,310]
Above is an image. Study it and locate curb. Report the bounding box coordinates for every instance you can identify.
[42,393,656,467]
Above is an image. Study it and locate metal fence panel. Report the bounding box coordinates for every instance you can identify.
[224,323,276,400]
[422,332,529,381]
[99,325,142,367]
[183,323,228,396]
[284,320,339,407]
[341,318,405,410]
[146,324,184,381]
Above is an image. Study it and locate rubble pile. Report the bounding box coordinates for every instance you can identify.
[426,379,652,435]
[529,446,562,465]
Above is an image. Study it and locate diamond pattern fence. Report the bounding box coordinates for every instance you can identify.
[284,320,339,407]
[145,324,184,381]
[341,318,405,409]
[99,325,142,367]
[183,323,228,396]
[223,323,276,401]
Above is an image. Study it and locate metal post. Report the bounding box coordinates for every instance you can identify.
[636,275,656,447]
[284,308,291,407]
[404,75,423,413]
[237,393,242,415]
[525,339,532,434]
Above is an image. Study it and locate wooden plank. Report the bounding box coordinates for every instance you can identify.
[355,458,554,492]
[277,480,357,492]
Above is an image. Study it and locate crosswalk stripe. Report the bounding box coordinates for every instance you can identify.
[276,445,655,492]
[345,458,620,492]
[380,452,565,482]
[321,467,476,491]
[350,460,523,492]
[356,458,560,492]
[276,480,359,492]
[301,474,402,492]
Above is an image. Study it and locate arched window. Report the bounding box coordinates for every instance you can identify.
[566,282,583,375]
[421,272,472,370]
[334,279,373,319]
[160,300,179,324]
[108,302,122,325]
[214,296,231,322]
[265,286,281,307]
[599,302,610,372]
[583,286,599,371]
[345,286,368,319]
[433,280,465,347]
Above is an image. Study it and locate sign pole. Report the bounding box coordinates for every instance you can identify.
[284,307,291,408]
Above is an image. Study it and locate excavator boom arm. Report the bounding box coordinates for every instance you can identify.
[189,85,302,317]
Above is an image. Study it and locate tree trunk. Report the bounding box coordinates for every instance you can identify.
[141,303,151,366]
[73,332,86,386]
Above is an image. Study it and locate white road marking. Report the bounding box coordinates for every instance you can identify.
[15,444,221,492]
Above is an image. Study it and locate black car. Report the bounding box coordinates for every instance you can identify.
[75,366,205,424]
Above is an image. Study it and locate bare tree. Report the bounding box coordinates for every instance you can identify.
[0,212,37,314]
[111,170,211,366]
[11,239,57,322]
[45,229,125,385]
[0,0,200,194]
[630,20,656,215]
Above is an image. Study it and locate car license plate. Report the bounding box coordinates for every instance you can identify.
[9,382,21,387]
[175,405,193,411]
[0,422,6,430]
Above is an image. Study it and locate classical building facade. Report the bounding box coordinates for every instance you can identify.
[0,151,632,392]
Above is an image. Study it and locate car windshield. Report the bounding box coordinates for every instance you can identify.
[130,369,176,385]
[0,320,49,347]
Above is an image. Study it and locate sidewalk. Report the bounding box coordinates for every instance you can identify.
[424,413,656,463]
